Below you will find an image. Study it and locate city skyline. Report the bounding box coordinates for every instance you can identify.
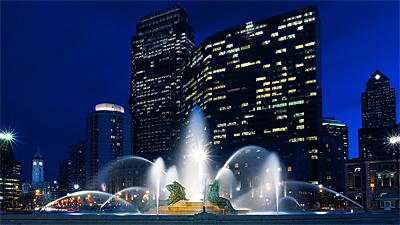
[1,1,399,181]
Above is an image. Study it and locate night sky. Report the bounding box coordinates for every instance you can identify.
[1,1,399,182]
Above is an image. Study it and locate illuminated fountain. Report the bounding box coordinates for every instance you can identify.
[39,106,370,215]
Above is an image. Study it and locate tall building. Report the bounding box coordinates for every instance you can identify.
[0,133,22,210]
[182,5,322,183]
[58,162,69,198]
[359,70,397,158]
[67,141,86,192]
[85,103,132,191]
[32,143,45,189]
[321,117,348,192]
[361,70,396,129]
[129,5,195,156]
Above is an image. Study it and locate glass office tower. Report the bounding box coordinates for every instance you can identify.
[183,5,323,182]
[129,5,194,156]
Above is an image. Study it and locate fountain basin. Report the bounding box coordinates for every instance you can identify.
[143,200,251,215]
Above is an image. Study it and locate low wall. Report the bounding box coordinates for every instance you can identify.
[1,212,399,225]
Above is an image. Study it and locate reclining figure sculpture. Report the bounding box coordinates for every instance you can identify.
[206,180,238,214]
[139,181,187,213]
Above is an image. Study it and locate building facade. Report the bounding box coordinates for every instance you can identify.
[345,156,400,210]
[359,70,397,158]
[67,141,86,192]
[361,70,396,129]
[85,103,132,191]
[182,5,322,183]
[129,4,195,156]
[0,136,22,210]
[321,117,348,193]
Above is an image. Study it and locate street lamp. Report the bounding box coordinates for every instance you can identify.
[370,182,375,209]
[388,135,400,195]
[0,132,14,211]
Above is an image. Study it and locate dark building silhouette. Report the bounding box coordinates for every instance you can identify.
[58,162,69,198]
[359,70,397,158]
[321,117,348,193]
[182,5,322,183]
[129,5,195,156]
[67,141,86,192]
[361,70,396,129]
[0,137,22,210]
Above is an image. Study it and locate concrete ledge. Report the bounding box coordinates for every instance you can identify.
[1,213,399,225]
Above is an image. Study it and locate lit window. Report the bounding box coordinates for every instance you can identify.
[213,47,221,52]
[278,25,286,29]
[276,61,282,66]
[226,44,233,48]
[293,112,304,117]
[311,155,318,159]
[272,103,287,108]
[288,77,296,81]
[288,34,295,39]
[304,54,316,59]
[299,118,305,123]
[241,45,250,50]
[278,36,287,41]
[33,162,37,166]
[305,67,316,72]
[277,115,287,120]
[289,100,304,106]
[295,44,304,49]
[304,17,315,23]
[305,41,315,47]
[256,77,266,82]
[296,125,305,129]
[288,89,296,93]
[235,163,239,168]
[276,48,286,54]
[307,136,318,141]
[305,79,316,84]
[297,26,303,30]
[288,167,292,172]
[262,40,271,45]
[255,31,263,35]
[296,63,304,67]
[271,32,278,37]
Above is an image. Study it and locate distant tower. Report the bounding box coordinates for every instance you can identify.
[32,143,44,188]
[361,69,396,128]
[359,70,398,158]
[85,103,132,191]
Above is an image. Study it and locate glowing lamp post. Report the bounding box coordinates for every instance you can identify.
[389,135,400,195]
[370,182,375,209]
[0,132,14,211]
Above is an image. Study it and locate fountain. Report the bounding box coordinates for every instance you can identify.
[37,106,372,216]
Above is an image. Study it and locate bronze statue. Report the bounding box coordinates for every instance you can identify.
[139,181,187,213]
[206,180,238,214]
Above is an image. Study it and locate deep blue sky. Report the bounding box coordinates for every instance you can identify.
[1,1,399,182]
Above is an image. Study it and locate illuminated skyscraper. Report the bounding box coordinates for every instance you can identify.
[182,5,323,182]
[359,70,397,158]
[85,103,132,191]
[129,5,194,156]
[361,70,396,129]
